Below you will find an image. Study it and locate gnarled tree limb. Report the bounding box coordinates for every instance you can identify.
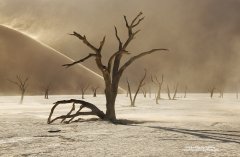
[47,99,105,124]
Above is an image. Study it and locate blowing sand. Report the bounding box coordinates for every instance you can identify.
[0,94,240,157]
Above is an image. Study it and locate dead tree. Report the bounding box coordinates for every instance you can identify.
[80,84,89,99]
[151,75,164,104]
[148,86,151,98]
[8,75,29,104]
[167,85,171,100]
[184,85,188,98]
[219,89,224,98]
[43,82,51,99]
[208,86,216,99]
[127,70,147,107]
[49,12,167,122]
[237,89,239,99]
[172,83,179,100]
[141,87,147,98]
[91,86,99,97]
[167,83,179,100]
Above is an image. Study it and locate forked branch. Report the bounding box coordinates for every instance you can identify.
[127,70,147,107]
[69,32,98,52]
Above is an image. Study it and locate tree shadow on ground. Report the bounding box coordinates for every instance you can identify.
[70,118,151,125]
[147,126,240,144]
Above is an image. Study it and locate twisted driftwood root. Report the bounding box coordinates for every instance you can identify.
[47,99,105,124]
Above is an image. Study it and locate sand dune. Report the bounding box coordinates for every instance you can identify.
[0,25,106,95]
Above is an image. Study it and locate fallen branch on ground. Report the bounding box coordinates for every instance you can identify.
[47,99,105,124]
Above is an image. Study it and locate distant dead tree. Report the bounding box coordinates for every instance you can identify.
[167,83,179,100]
[208,86,216,99]
[91,86,99,97]
[148,85,152,98]
[151,75,164,104]
[126,89,129,97]
[8,75,29,104]
[141,87,147,98]
[80,84,89,99]
[184,85,188,98]
[236,87,239,99]
[219,89,224,98]
[43,82,51,99]
[127,70,147,107]
[48,12,168,123]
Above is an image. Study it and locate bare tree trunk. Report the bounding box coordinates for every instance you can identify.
[127,70,146,107]
[105,86,117,121]
[141,88,147,98]
[151,75,164,104]
[219,90,223,98]
[184,86,187,98]
[45,89,49,99]
[43,82,51,99]
[167,85,172,100]
[20,90,25,104]
[149,86,151,98]
[91,87,99,97]
[208,87,216,99]
[172,83,179,100]
[81,84,89,99]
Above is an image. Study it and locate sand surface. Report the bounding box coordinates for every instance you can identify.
[0,94,240,157]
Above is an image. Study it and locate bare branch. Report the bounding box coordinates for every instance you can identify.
[131,12,143,26]
[132,17,145,28]
[98,36,106,52]
[62,53,97,68]
[47,99,105,124]
[114,26,122,50]
[123,15,129,28]
[119,49,168,75]
[7,79,19,86]
[70,31,98,52]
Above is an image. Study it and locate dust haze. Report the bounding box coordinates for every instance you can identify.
[1,0,240,92]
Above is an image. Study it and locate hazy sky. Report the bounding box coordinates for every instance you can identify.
[1,0,240,91]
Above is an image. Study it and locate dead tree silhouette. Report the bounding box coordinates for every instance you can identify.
[236,87,239,99]
[184,85,188,98]
[148,85,152,98]
[91,86,99,97]
[8,75,29,104]
[127,70,147,107]
[151,75,164,104]
[208,86,216,99]
[141,87,147,98]
[219,89,224,98]
[167,83,179,100]
[80,84,89,99]
[48,12,168,123]
[43,82,51,99]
